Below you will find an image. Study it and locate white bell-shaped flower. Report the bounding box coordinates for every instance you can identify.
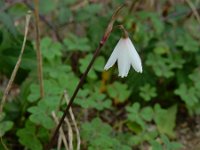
[104,37,142,77]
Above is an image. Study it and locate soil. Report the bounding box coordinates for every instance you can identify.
[176,116,200,150]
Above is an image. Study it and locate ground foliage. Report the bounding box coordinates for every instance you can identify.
[0,0,200,149]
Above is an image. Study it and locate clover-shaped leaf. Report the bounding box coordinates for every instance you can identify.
[107,82,131,103]
[17,121,43,150]
[176,33,199,52]
[79,54,105,79]
[28,80,62,102]
[141,107,154,121]
[28,101,55,129]
[81,117,131,150]
[175,84,198,107]
[64,34,91,51]
[146,54,174,78]
[126,103,154,130]
[75,88,111,111]
[139,84,157,101]
[40,37,62,60]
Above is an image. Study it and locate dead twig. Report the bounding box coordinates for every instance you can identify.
[52,111,69,150]
[57,134,62,150]
[45,5,125,149]
[185,0,200,25]
[0,11,31,113]
[64,91,81,150]
[33,0,44,98]
[64,117,73,150]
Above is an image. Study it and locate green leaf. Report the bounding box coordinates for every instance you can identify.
[28,80,62,102]
[161,134,183,150]
[139,84,157,101]
[17,121,43,150]
[0,12,17,35]
[61,0,77,5]
[81,117,131,149]
[79,54,97,79]
[107,82,131,103]
[56,72,79,96]
[8,3,28,17]
[146,53,174,78]
[40,37,62,60]
[153,42,170,55]
[126,104,154,134]
[0,120,13,137]
[167,54,185,69]
[126,121,142,134]
[64,34,91,51]
[149,13,165,35]
[76,4,102,21]
[0,113,5,121]
[45,65,72,79]
[176,33,199,52]
[81,118,113,148]
[75,88,111,110]
[140,107,154,121]
[189,69,200,91]
[150,141,163,150]
[126,103,147,130]
[27,84,40,102]
[175,83,198,107]
[39,0,57,14]
[129,130,158,146]
[154,105,177,137]
[79,54,105,79]
[58,7,72,24]
[28,100,55,129]
[93,56,105,71]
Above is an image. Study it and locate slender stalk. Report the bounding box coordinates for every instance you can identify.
[33,0,44,98]
[185,0,200,25]
[46,41,103,150]
[51,112,69,150]
[64,117,73,150]
[24,1,63,43]
[64,91,81,150]
[46,5,125,150]
[0,11,31,113]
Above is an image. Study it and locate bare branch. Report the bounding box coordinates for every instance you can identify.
[33,0,44,98]
[0,11,31,113]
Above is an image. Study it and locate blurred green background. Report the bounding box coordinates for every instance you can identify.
[0,0,200,150]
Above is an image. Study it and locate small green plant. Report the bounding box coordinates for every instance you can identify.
[0,1,199,149]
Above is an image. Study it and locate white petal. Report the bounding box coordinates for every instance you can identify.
[104,37,142,78]
[117,48,130,77]
[104,39,122,70]
[125,38,142,73]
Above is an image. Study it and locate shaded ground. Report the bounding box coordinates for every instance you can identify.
[177,116,200,150]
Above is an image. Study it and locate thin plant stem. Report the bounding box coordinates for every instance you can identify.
[46,40,103,150]
[45,4,125,150]
[33,0,44,98]
[24,1,64,43]
[185,0,200,25]
[64,91,81,150]
[0,11,31,113]
[51,112,69,150]
[57,135,62,150]
[64,117,73,150]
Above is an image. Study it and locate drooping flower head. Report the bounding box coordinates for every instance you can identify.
[104,37,142,78]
